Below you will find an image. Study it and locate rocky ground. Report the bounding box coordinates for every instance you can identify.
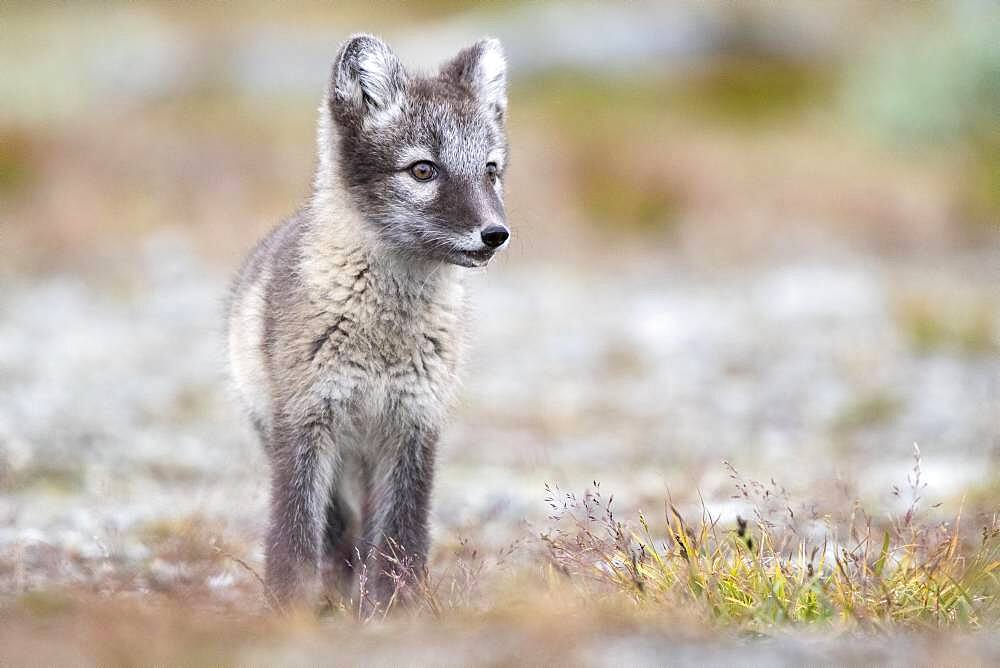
[1,237,997,663]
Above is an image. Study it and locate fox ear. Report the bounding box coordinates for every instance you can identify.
[442,38,507,119]
[333,34,407,112]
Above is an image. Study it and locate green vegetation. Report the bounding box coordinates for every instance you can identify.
[574,151,683,234]
[515,55,836,235]
[668,58,836,125]
[0,130,34,195]
[1,463,84,494]
[833,391,902,434]
[896,297,997,355]
[518,56,834,135]
[962,136,1000,228]
[15,590,77,617]
[844,8,1000,224]
[543,470,1000,632]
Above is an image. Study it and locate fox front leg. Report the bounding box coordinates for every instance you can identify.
[264,417,337,609]
[360,427,437,614]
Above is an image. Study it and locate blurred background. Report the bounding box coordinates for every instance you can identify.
[1,1,998,598]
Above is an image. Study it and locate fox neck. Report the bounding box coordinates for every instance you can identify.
[306,94,462,303]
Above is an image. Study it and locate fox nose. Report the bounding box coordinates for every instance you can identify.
[480,225,509,249]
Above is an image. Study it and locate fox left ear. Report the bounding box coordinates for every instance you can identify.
[442,38,507,120]
[333,34,407,114]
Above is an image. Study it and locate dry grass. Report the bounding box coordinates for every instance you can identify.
[542,456,999,634]
[2,453,996,665]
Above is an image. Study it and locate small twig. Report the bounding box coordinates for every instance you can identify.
[213,546,282,613]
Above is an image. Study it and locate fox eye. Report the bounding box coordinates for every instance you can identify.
[486,162,499,185]
[409,161,438,182]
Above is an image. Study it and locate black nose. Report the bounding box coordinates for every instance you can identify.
[481,225,509,248]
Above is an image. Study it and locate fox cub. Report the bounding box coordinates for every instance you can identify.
[226,34,509,610]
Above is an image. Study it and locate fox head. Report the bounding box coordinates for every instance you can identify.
[319,34,510,268]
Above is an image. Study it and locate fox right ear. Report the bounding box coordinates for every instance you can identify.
[441,38,507,121]
[332,34,407,114]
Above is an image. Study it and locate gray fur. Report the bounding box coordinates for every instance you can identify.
[225,34,509,611]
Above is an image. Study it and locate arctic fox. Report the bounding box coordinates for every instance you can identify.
[226,34,509,611]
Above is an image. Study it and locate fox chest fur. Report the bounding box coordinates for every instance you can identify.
[231,217,468,449]
[292,251,466,437]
